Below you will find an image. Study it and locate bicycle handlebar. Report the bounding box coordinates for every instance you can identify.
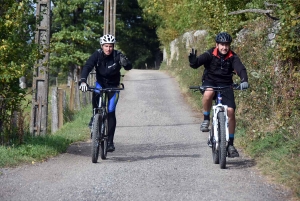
[189,83,241,91]
[87,83,125,92]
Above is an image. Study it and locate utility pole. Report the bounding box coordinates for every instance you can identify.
[104,0,116,36]
[30,0,51,136]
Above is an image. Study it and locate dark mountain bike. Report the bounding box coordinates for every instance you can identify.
[87,84,124,163]
[190,83,242,169]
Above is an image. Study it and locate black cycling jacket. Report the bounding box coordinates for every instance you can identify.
[81,49,132,87]
[190,47,248,84]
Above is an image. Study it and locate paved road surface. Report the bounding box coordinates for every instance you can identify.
[0,70,292,201]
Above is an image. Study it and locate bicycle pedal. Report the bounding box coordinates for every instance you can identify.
[207,139,213,148]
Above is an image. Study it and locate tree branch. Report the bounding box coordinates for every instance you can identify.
[264,2,279,8]
[228,9,273,15]
[228,9,279,20]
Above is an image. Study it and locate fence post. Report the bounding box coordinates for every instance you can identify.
[75,66,80,110]
[69,80,74,111]
[51,87,58,133]
[58,88,64,128]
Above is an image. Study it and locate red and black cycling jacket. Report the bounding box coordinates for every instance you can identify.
[189,47,248,84]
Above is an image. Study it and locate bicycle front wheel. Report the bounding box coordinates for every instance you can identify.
[91,114,101,163]
[217,112,227,169]
[100,113,108,159]
[211,126,219,164]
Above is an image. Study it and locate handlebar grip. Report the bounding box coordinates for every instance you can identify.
[189,86,200,89]
[232,83,240,89]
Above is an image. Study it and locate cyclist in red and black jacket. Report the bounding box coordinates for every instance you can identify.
[189,32,249,157]
[79,34,132,152]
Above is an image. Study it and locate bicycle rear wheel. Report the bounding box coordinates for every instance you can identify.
[217,112,227,169]
[91,114,101,163]
[100,113,108,159]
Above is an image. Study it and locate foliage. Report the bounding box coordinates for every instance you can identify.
[275,0,300,61]
[138,0,249,46]
[138,0,300,64]
[50,0,160,74]
[50,0,103,76]
[0,0,36,82]
[0,0,37,144]
[115,0,160,68]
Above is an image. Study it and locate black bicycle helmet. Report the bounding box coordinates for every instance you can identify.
[215,32,232,43]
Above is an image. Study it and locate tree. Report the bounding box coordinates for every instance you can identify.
[0,0,37,144]
[116,0,160,68]
[50,0,103,82]
[137,0,251,46]
[50,0,160,72]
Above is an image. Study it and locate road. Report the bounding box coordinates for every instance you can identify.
[0,70,292,201]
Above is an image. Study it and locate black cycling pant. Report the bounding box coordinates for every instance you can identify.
[202,80,236,110]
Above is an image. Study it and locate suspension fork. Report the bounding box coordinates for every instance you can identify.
[212,105,229,148]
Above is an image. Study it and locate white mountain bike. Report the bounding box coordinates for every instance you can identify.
[190,83,242,169]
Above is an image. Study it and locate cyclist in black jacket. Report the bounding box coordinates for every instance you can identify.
[189,32,248,157]
[79,34,132,152]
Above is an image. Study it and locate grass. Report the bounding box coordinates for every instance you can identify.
[0,104,91,168]
[235,128,300,198]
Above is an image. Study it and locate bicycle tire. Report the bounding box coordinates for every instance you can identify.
[211,126,219,164]
[217,112,227,169]
[91,114,101,163]
[100,113,108,159]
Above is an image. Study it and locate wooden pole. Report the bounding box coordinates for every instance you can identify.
[104,0,110,35]
[113,0,116,37]
[30,0,51,135]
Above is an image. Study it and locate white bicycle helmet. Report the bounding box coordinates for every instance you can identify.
[100,34,116,45]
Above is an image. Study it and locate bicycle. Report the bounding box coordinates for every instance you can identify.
[190,83,242,169]
[87,83,124,163]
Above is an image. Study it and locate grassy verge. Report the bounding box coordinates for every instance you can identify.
[163,58,300,198]
[0,105,91,168]
[160,18,300,198]
[236,128,300,197]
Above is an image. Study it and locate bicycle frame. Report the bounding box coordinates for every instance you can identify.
[93,90,106,122]
[89,83,125,130]
[190,84,239,149]
[86,84,124,163]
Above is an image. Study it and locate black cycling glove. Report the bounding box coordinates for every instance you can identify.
[189,48,197,64]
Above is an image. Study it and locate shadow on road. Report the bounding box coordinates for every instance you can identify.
[67,142,202,162]
[123,77,173,82]
[116,122,199,128]
[67,141,255,169]
[108,154,200,163]
[226,158,256,169]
